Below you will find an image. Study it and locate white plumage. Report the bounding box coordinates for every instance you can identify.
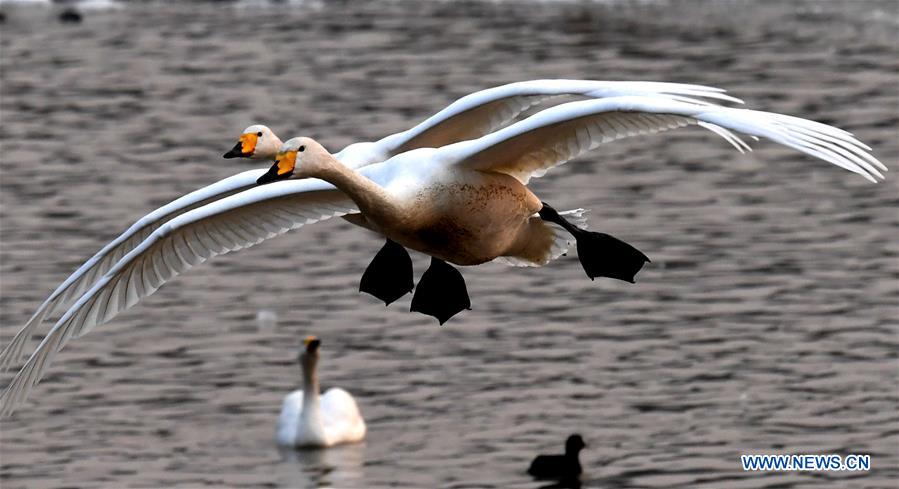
[276,337,366,448]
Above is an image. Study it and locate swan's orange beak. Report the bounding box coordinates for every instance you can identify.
[257,150,296,185]
[223,133,258,159]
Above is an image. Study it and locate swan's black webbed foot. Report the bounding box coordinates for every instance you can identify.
[359,239,414,305]
[539,202,650,283]
[410,257,471,324]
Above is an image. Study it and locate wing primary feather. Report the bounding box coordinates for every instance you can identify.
[453,96,883,184]
[126,262,143,309]
[103,278,126,327]
[169,234,194,269]
[774,121,884,173]
[199,223,229,254]
[775,135,876,181]
[697,121,750,153]
[178,229,205,262]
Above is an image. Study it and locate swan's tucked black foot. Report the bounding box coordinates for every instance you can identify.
[575,231,649,283]
[410,258,471,325]
[539,202,650,283]
[359,239,414,305]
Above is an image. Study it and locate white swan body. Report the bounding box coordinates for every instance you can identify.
[0,80,735,374]
[276,337,366,448]
[277,389,366,447]
[0,82,884,415]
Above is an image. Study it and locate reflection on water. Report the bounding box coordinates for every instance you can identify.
[537,480,581,489]
[277,443,366,488]
[0,0,897,488]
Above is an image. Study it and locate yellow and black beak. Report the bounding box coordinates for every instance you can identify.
[303,336,321,353]
[257,150,296,185]
[223,133,258,159]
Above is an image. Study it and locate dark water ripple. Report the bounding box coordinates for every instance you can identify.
[1,1,897,488]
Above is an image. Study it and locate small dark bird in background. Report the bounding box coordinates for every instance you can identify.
[528,434,586,482]
[58,8,82,24]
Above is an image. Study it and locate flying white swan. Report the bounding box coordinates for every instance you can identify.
[276,336,366,448]
[0,89,885,416]
[0,79,739,373]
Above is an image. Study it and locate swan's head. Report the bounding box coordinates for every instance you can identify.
[299,335,321,370]
[257,137,329,185]
[565,434,586,454]
[223,125,282,160]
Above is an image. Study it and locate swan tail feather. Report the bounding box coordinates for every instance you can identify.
[495,208,588,267]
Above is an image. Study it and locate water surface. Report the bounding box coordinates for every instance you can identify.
[1,1,897,487]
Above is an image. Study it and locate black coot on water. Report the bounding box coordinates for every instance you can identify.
[528,434,586,482]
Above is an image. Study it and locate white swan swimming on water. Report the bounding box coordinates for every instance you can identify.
[0,83,885,415]
[277,336,366,448]
[0,79,736,373]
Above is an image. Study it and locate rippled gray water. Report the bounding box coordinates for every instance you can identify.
[1,1,897,488]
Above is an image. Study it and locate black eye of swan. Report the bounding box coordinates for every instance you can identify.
[299,145,305,152]
[257,132,263,137]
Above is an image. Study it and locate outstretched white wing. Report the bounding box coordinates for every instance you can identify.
[0,169,268,373]
[448,96,885,183]
[0,179,357,415]
[343,79,743,165]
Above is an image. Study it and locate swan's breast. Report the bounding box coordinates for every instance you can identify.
[389,175,541,265]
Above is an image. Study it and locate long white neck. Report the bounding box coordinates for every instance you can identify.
[313,161,403,226]
[298,357,325,443]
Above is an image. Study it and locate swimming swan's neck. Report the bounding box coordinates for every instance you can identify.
[299,359,323,440]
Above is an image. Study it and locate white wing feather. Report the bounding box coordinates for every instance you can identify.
[0,179,357,415]
[0,169,267,373]
[372,79,743,160]
[451,96,885,183]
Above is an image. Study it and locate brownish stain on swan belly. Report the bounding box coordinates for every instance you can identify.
[394,180,542,266]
